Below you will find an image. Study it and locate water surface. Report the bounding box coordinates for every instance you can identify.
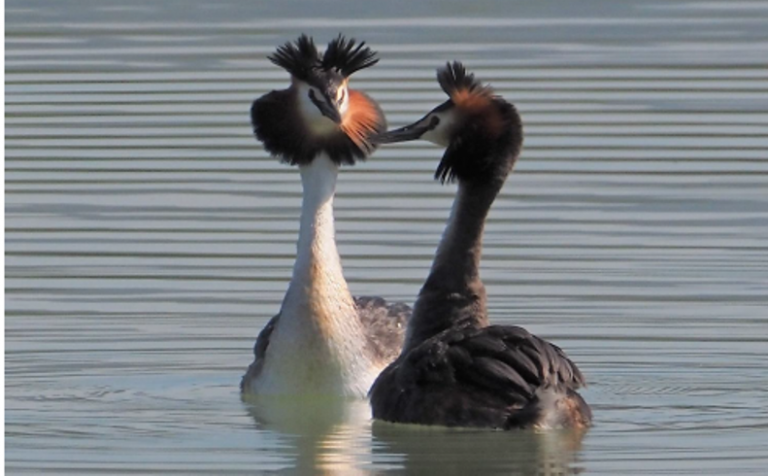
[5,0,768,474]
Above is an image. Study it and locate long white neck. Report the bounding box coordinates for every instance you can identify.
[292,155,346,285]
[284,154,359,317]
[265,154,376,397]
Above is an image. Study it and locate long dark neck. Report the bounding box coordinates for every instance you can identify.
[404,178,503,350]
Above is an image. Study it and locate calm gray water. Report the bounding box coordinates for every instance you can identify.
[5,0,768,474]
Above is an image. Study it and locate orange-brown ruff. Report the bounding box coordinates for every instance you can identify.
[241,35,411,397]
[342,89,386,151]
[369,62,591,429]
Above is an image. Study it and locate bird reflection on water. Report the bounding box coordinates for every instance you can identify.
[243,395,373,475]
[243,395,586,475]
[372,421,587,475]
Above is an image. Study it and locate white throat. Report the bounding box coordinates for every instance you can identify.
[294,154,341,272]
[287,155,355,317]
[256,154,379,397]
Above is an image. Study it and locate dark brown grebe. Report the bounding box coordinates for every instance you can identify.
[368,62,591,429]
[241,35,410,397]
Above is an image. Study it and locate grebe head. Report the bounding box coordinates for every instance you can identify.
[373,61,523,185]
[252,34,386,166]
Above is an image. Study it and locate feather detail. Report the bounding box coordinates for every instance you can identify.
[340,89,387,154]
[268,34,321,81]
[322,34,379,77]
[437,61,491,99]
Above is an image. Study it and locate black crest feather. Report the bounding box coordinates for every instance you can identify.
[268,34,321,81]
[436,61,489,98]
[322,34,379,77]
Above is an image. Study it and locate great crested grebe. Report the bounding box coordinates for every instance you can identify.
[241,35,411,398]
[368,62,591,429]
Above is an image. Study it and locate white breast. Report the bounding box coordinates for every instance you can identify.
[244,155,380,398]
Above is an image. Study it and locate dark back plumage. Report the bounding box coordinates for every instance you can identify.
[369,324,591,429]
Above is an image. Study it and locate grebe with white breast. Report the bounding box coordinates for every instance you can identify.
[241,35,411,398]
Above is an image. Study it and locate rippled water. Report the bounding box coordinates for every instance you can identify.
[5,0,768,474]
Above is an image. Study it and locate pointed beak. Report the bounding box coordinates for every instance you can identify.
[317,102,343,124]
[371,117,433,144]
[309,93,342,124]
